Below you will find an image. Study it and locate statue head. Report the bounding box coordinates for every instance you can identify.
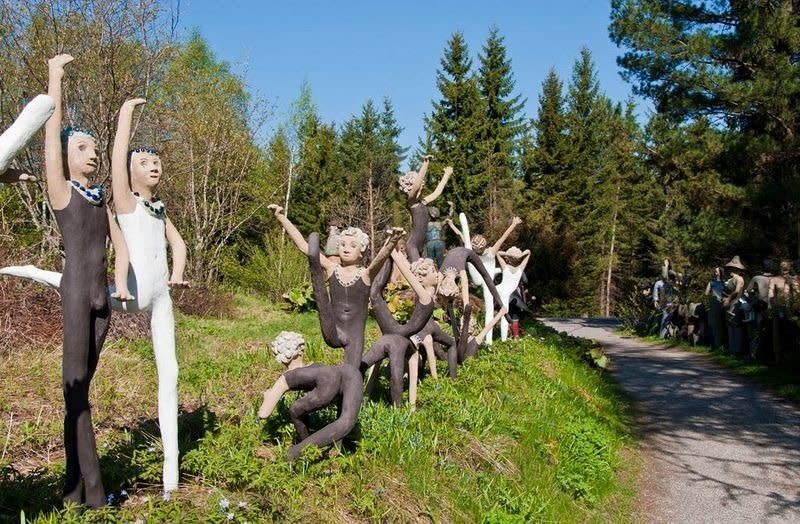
[780,260,792,275]
[503,246,525,264]
[128,147,162,191]
[337,226,369,264]
[713,266,725,280]
[398,169,423,198]
[428,206,440,219]
[471,234,487,255]
[436,267,460,299]
[61,127,98,179]
[411,257,438,287]
[271,331,305,365]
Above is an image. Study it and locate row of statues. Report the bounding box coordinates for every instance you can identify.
[653,256,798,361]
[0,54,533,508]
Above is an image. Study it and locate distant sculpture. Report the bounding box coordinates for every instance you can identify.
[0,94,55,184]
[768,260,797,362]
[258,332,363,460]
[399,155,452,261]
[704,267,727,349]
[744,259,775,359]
[723,256,746,354]
[270,204,403,368]
[496,247,531,341]
[653,259,678,339]
[324,218,342,265]
[424,205,446,267]
[448,214,521,345]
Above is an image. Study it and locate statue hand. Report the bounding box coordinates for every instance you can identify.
[48,54,74,75]
[388,226,406,242]
[423,154,434,162]
[512,216,522,226]
[444,166,453,176]
[111,287,135,302]
[122,98,147,111]
[268,204,284,216]
[168,279,190,288]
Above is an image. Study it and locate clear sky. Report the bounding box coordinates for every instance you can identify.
[179,0,649,165]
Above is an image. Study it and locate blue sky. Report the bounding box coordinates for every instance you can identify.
[180,1,650,164]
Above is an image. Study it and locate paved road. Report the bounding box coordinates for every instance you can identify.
[541,318,800,524]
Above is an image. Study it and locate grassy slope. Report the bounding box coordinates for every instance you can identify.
[0,296,638,522]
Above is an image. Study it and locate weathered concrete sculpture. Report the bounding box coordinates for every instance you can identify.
[496,247,531,341]
[270,204,403,368]
[704,267,727,349]
[399,155,452,262]
[1,99,188,497]
[0,94,55,184]
[768,260,798,362]
[44,54,132,508]
[258,332,363,460]
[723,256,746,354]
[448,213,521,344]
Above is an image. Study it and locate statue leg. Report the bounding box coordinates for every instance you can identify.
[407,351,419,409]
[457,304,473,362]
[151,292,179,493]
[483,285,494,345]
[387,338,411,407]
[421,335,437,380]
[287,367,363,460]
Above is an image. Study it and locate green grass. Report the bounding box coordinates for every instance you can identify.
[1,296,639,522]
[630,332,800,403]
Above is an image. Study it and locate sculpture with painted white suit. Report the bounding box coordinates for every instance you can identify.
[447,213,521,344]
[496,247,531,341]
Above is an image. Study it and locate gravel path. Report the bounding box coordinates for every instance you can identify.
[541,318,800,524]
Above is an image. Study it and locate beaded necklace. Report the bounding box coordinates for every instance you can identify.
[70,180,104,206]
[333,265,364,288]
[133,191,166,219]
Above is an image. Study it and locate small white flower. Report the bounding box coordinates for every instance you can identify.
[147,446,156,452]
[226,512,235,520]
[238,501,247,509]
[120,489,128,497]
[219,498,230,511]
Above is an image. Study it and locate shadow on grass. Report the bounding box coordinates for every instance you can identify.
[0,405,219,522]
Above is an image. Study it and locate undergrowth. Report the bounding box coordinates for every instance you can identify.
[0,296,637,522]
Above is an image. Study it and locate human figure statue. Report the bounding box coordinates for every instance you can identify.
[43,54,133,508]
[768,260,797,362]
[269,204,403,368]
[424,206,446,267]
[324,219,342,265]
[447,213,521,345]
[363,251,438,407]
[744,259,775,359]
[1,99,189,497]
[653,259,677,339]
[398,155,452,262]
[0,94,55,184]
[722,256,746,354]
[454,300,508,363]
[258,332,363,460]
[495,247,531,341]
[704,267,727,349]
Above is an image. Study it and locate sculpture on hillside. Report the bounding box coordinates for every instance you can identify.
[363,251,438,407]
[447,213,521,345]
[399,155,452,262]
[43,54,132,508]
[270,204,403,368]
[2,99,189,497]
[495,247,531,341]
[258,331,363,460]
[768,260,798,362]
[0,94,55,184]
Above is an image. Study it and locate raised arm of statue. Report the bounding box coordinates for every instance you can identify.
[112,98,146,214]
[269,204,334,272]
[390,250,432,304]
[492,216,522,254]
[422,165,452,205]
[45,54,75,210]
[445,217,464,242]
[367,227,405,280]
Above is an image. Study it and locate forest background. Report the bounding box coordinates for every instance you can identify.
[1,0,798,317]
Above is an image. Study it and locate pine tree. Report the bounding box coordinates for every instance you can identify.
[424,31,483,219]
[475,26,526,234]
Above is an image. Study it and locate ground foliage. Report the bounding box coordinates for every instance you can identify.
[0,297,637,522]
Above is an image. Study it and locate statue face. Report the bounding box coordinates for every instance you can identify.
[66,134,98,177]
[412,258,438,287]
[129,151,162,190]
[337,235,364,264]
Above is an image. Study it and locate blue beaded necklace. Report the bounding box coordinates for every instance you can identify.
[70,180,104,206]
[133,191,166,219]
